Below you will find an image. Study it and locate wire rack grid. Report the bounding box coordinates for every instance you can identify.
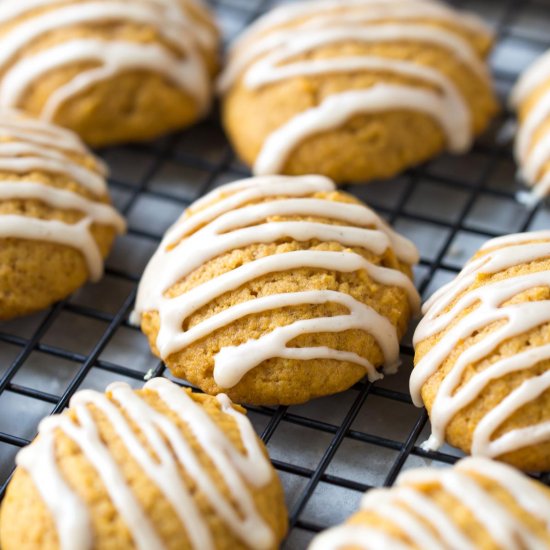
[1,0,550,548]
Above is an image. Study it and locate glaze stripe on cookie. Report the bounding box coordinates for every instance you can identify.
[220,21,488,92]
[0,0,216,117]
[0,216,105,280]
[309,457,550,550]
[411,230,550,457]
[0,110,125,281]
[511,49,550,197]
[16,378,275,550]
[0,144,106,196]
[362,486,474,550]
[310,526,412,550]
[254,85,469,176]
[17,427,92,550]
[219,0,492,175]
[0,111,89,154]
[0,182,124,229]
[132,175,420,389]
[232,0,490,52]
[398,459,550,549]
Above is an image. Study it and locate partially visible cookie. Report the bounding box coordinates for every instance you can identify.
[132,175,420,405]
[0,0,219,146]
[412,231,550,471]
[0,377,288,550]
[219,0,498,183]
[0,109,125,320]
[309,457,550,549]
[511,49,550,199]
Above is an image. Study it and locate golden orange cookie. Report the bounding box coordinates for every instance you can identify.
[0,377,288,550]
[132,174,420,405]
[308,457,550,549]
[0,0,219,146]
[0,109,124,320]
[412,230,550,471]
[219,0,498,184]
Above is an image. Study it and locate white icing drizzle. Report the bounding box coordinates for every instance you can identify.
[0,0,212,39]
[360,487,475,550]
[0,112,107,195]
[0,216,103,281]
[510,49,550,109]
[232,0,490,54]
[161,175,418,263]
[0,155,104,196]
[457,457,550,529]
[1,39,209,121]
[154,251,419,359]
[0,110,125,281]
[0,0,216,116]
[437,472,540,548]
[0,181,125,231]
[309,457,550,550]
[398,458,549,550]
[15,378,275,550]
[143,378,274,548]
[515,88,550,163]
[472,367,550,457]
[309,525,411,550]
[219,0,491,176]
[360,490,447,550]
[133,175,419,389]
[411,230,550,457]
[221,22,488,92]
[254,85,469,176]
[211,290,400,387]
[518,131,550,186]
[511,49,550,198]
[41,400,164,550]
[0,110,89,155]
[16,429,92,550]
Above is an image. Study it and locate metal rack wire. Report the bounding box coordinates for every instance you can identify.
[1,0,550,548]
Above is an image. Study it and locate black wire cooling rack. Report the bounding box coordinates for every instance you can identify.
[1,0,550,548]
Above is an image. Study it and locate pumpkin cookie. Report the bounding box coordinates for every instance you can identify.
[0,0,219,146]
[132,175,420,405]
[219,0,498,183]
[309,457,550,549]
[0,377,287,550]
[0,109,124,320]
[412,231,550,471]
[511,49,550,199]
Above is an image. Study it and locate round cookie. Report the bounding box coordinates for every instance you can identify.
[0,377,288,550]
[219,0,498,184]
[511,49,550,200]
[0,109,125,320]
[412,231,550,471]
[0,0,219,147]
[309,457,550,549]
[132,175,420,405]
